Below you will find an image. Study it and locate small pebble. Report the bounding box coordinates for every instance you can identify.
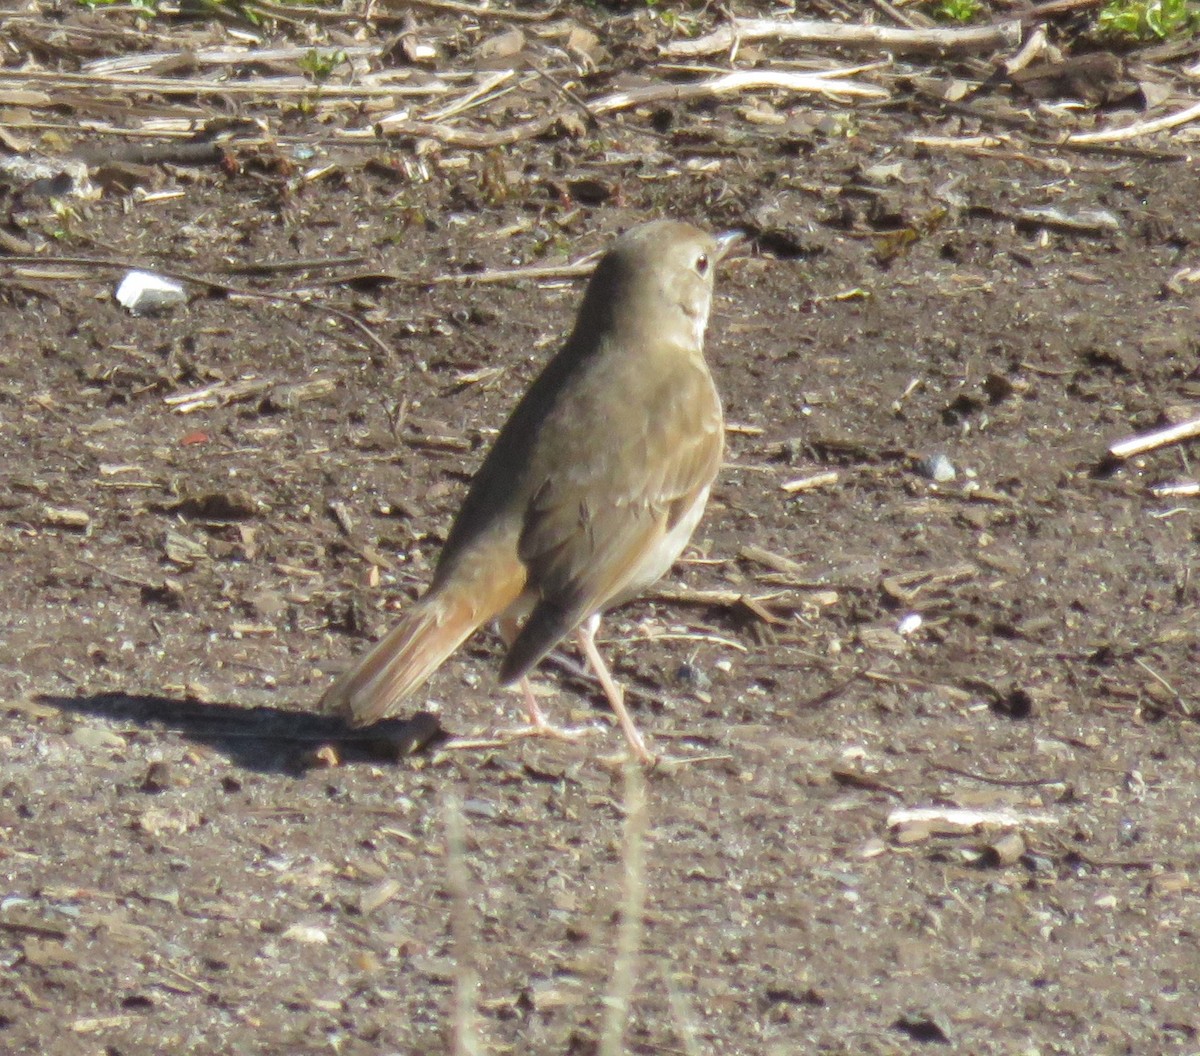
[919,453,956,483]
[674,661,711,691]
[115,270,186,315]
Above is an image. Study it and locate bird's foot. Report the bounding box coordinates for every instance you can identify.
[596,746,733,771]
[497,715,602,744]
[439,720,600,754]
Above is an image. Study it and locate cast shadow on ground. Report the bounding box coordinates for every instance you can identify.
[35,692,447,775]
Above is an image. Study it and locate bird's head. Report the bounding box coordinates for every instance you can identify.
[573,220,743,354]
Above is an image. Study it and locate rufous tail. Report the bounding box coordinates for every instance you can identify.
[321,591,483,727]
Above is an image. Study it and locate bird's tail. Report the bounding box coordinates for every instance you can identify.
[321,591,483,727]
[497,597,579,687]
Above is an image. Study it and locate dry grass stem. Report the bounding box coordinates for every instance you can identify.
[598,761,648,1056]
[444,794,483,1056]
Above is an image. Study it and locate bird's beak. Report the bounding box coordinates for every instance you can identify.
[713,229,747,262]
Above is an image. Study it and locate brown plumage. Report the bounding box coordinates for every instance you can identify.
[320,219,739,762]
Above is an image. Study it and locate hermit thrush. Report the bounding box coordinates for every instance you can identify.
[321,219,740,762]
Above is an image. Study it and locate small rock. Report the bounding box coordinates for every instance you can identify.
[281,924,329,945]
[139,761,173,793]
[894,1011,953,1044]
[116,270,187,315]
[919,453,956,483]
[70,726,126,751]
[673,660,711,692]
[136,806,201,836]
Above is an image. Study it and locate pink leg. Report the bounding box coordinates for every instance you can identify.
[575,614,654,765]
[496,616,596,743]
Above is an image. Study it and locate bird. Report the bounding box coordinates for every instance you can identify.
[320,219,740,763]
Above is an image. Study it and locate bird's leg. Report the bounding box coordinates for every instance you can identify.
[495,615,597,743]
[516,675,558,733]
[575,614,654,765]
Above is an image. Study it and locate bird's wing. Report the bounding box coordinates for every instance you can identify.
[498,355,723,683]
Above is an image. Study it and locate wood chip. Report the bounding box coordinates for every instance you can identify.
[1147,480,1195,496]
[72,1016,134,1034]
[281,924,329,944]
[831,767,904,798]
[781,470,839,493]
[1149,871,1191,895]
[41,505,90,528]
[881,562,976,601]
[359,878,404,915]
[980,831,1026,867]
[887,806,1057,834]
[738,544,806,576]
[164,377,272,414]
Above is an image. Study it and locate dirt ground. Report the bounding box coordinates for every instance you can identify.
[2,2,1200,1053]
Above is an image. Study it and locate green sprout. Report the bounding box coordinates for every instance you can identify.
[47,197,81,241]
[299,48,349,82]
[930,0,982,22]
[1097,0,1199,39]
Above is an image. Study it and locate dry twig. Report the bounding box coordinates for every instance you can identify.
[0,67,451,103]
[431,260,600,286]
[1002,24,1050,75]
[379,66,887,145]
[1108,417,1200,460]
[1064,98,1200,145]
[929,763,1066,788]
[664,17,1021,58]
[781,470,840,494]
[1149,481,1200,498]
[381,0,556,21]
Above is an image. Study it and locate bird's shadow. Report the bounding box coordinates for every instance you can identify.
[34,692,447,776]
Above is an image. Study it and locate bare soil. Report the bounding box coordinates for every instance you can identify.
[2,3,1200,1054]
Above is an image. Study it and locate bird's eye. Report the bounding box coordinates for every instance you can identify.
[695,253,710,275]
